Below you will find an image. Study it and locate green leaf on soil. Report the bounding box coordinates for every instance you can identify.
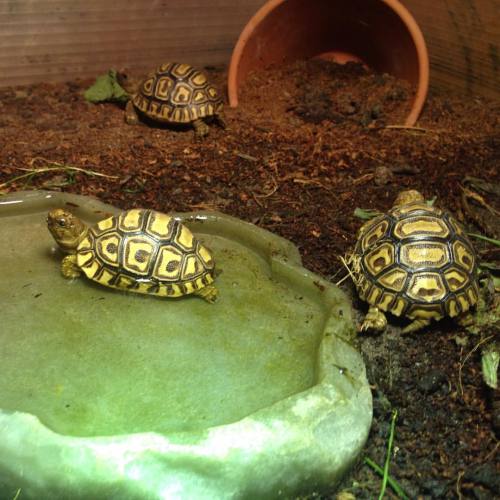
[478,264,500,292]
[493,275,500,291]
[84,69,129,104]
[353,208,381,220]
[354,196,436,220]
[481,344,499,389]
[466,283,500,334]
[453,335,469,347]
[425,196,437,206]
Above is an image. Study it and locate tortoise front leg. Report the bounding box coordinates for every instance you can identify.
[124,100,140,125]
[360,306,387,332]
[61,254,81,279]
[192,118,210,139]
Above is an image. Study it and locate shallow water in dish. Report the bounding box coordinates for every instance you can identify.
[0,210,323,437]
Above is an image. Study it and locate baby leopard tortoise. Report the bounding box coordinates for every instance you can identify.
[116,62,226,138]
[47,208,218,303]
[351,190,479,333]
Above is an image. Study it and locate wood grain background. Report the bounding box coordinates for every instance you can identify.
[0,0,498,99]
[405,0,499,99]
[0,0,266,86]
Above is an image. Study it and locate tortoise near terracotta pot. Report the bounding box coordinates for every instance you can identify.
[47,208,218,302]
[351,190,479,333]
[116,62,226,138]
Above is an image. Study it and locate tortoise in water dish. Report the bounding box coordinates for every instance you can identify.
[47,208,218,302]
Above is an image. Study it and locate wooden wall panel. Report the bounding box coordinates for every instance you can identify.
[403,0,499,98]
[0,0,498,100]
[0,0,266,87]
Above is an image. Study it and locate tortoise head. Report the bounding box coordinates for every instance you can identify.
[47,209,88,253]
[393,190,425,207]
[115,69,141,95]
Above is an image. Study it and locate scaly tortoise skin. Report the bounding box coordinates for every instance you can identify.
[117,62,225,138]
[353,190,478,333]
[47,208,218,302]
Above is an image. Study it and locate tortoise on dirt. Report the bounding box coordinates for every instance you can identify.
[351,190,478,333]
[47,208,218,302]
[116,62,226,138]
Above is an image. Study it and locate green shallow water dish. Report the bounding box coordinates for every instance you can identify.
[0,190,372,499]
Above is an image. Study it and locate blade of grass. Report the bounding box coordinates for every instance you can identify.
[380,409,398,499]
[364,457,410,500]
[479,262,500,272]
[468,233,500,247]
[0,170,39,189]
[365,410,405,499]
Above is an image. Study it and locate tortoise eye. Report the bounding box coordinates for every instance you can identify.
[57,219,66,227]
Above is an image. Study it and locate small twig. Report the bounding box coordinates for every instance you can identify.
[20,164,118,179]
[484,441,499,462]
[461,186,500,217]
[337,254,359,287]
[291,177,332,192]
[456,470,464,500]
[382,125,481,139]
[276,171,332,192]
[254,181,279,199]
[235,152,258,162]
[0,162,118,190]
[458,335,495,397]
[251,192,264,207]
[352,173,375,185]
[327,266,346,283]
[384,124,430,133]
[464,176,500,197]
[189,201,218,211]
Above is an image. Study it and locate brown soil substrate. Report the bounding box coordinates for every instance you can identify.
[1,59,499,498]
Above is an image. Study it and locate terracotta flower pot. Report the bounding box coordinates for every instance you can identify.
[228,0,429,126]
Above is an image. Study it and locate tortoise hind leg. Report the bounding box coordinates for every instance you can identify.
[192,119,210,139]
[402,318,431,334]
[61,254,81,279]
[194,285,218,303]
[456,312,474,328]
[360,306,387,332]
[215,111,227,129]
